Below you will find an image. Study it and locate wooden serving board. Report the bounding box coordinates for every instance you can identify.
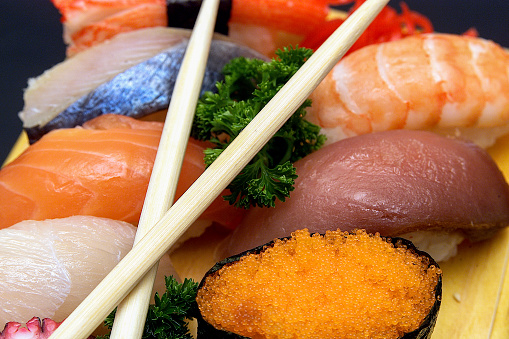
[4,131,509,338]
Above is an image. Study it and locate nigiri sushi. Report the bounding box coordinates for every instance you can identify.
[306,33,509,148]
[52,0,168,56]
[223,130,509,261]
[19,27,267,143]
[0,114,246,230]
[52,0,341,57]
[0,317,78,339]
[0,215,177,325]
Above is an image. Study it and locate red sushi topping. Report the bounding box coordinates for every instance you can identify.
[1,317,62,339]
[0,317,96,339]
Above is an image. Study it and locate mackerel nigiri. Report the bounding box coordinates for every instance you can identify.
[0,114,245,230]
[19,27,267,143]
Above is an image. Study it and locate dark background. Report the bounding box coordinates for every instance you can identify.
[1,0,508,162]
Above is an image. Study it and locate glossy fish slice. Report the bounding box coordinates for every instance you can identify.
[224,130,509,259]
[20,28,186,132]
[0,215,177,325]
[20,27,267,143]
[0,115,246,230]
[53,0,338,57]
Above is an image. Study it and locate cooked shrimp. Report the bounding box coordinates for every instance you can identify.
[227,0,343,57]
[306,33,509,148]
[51,0,167,56]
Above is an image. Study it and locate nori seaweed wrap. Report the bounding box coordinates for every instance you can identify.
[196,229,442,338]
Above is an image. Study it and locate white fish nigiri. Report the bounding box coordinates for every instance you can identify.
[0,215,177,325]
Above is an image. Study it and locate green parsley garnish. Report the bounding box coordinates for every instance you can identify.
[191,46,326,208]
[98,276,199,339]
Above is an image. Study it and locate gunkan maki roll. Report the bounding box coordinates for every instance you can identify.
[196,229,442,339]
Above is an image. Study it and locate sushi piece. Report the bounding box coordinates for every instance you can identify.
[223,130,509,261]
[0,215,177,325]
[19,27,267,143]
[52,0,339,57]
[306,33,509,148]
[0,317,74,339]
[51,0,168,56]
[0,114,246,230]
[196,229,442,338]
[20,28,185,137]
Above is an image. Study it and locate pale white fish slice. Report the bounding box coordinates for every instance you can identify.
[0,216,176,325]
[109,0,221,338]
[49,0,390,337]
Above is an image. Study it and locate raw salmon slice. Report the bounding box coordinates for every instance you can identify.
[0,115,246,230]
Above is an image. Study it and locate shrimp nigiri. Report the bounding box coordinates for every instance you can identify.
[306,33,509,148]
[0,114,245,230]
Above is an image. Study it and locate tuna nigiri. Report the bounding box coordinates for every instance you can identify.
[0,114,245,230]
[19,27,266,143]
[223,130,509,261]
[0,215,177,325]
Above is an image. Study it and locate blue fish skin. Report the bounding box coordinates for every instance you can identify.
[25,39,266,143]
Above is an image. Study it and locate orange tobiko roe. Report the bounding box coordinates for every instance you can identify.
[196,229,441,339]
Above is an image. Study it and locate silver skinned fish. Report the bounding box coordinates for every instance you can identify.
[20,27,266,143]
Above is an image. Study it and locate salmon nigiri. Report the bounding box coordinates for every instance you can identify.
[0,114,245,230]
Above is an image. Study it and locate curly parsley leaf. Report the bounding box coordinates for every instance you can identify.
[192,46,326,208]
[97,276,199,339]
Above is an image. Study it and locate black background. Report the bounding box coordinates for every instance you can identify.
[1,0,508,162]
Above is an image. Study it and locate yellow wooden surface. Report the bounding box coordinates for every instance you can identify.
[487,134,509,339]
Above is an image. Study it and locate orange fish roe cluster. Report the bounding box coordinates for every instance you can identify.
[196,229,441,339]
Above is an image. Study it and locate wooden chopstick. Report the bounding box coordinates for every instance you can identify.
[107,0,221,338]
[49,0,389,337]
